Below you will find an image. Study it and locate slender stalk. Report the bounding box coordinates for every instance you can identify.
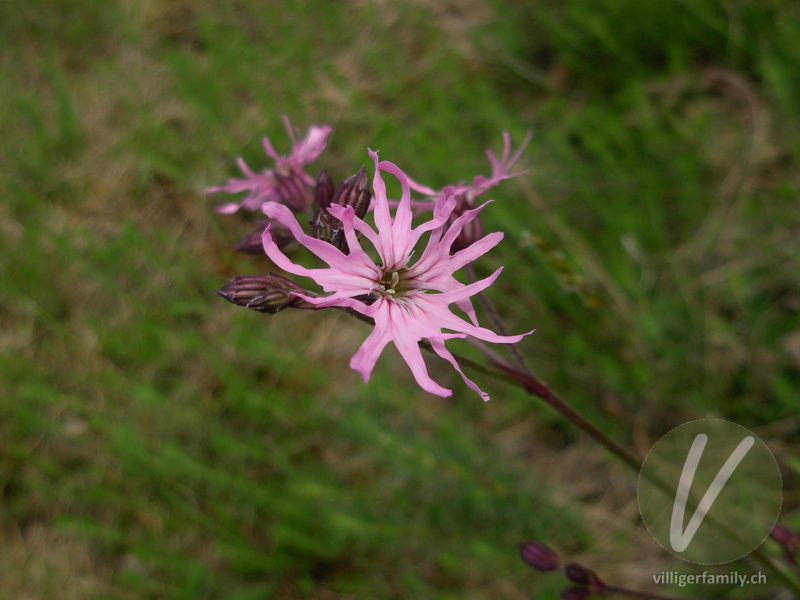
[465,265,642,471]
[487,357,799,596]
[458,278,800,596]
[489,360,643,472]
[465,264,531,377]
[325,293,800,597]
[333,299,642,469]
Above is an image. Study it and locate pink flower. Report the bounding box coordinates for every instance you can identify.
[406,132,532,250]
[453,130,532,200]
[208,116,332,214]
[408,131,531,208]
[260,150,530,400]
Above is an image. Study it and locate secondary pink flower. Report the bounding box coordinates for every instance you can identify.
[208,116,332,214]
[407,132,532,250]
[260,150,530,400]
[409,131,531,207]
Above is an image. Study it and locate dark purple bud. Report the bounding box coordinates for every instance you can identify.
[448,193,482,252]
[216,274,309,314]
[235,220,295,254]
[311,206,336,242]
[314,169,335,209]
[310,167,369,253]
[272,172,313,212]
[771,525,799,565]
[771,525,799,551]
[561,587,591,600]
[328,226,347,253]
[564,563,605,591]
[233,228,265,254]
[519,541,561,572]
[332,165,370,220]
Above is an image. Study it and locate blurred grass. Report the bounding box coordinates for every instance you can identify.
[1,0,799,599]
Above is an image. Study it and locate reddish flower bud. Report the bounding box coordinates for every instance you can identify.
[215,274,309,314]
[771,525,799,565]
[519,541,561,572]
[332,165,370,220]
[235,220,295,254]
[271,171,313,212]
[564,563,605,592]
[233,228,265,255]
[314,168,335,209]
[310,167,370,253]
[311,206,336,244]
[561,587,591,600]
[448,194,484,252]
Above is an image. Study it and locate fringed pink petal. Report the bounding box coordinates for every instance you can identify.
[429,338,490,401]
[393,328,453,397]
[350,315,394,383]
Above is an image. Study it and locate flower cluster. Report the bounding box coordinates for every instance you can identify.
[208,116,332,214]
[519,541,608,600]
[210,118,531,401]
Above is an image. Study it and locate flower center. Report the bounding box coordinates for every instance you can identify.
[378,270,401,296]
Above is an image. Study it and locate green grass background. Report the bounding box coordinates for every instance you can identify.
[1,1,798,598]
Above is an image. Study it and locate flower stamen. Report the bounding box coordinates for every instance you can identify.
[378,270,401,296]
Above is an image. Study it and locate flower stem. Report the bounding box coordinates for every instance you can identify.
[482,355,800,596]
[487,360,642,472]
[327,292,800,597]
[465,264,532,377]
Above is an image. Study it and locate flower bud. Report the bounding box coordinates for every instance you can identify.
[272,172,313,212]
[519,541,560,572]
[233,228,265,254]
[328,225,347,253]
[311,206,335,242]
[448,194,484,252]
[771,525,799,565]
[215,274,308,314]
[310,167,370,253]
[314,168,335,209]
[564,563,605,591]
[561,587,591,600]
[332,165,370,220]
[235,220,295,254]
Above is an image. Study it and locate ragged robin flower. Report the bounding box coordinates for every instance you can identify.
[260,149,531,401]
[208,116,332,214]
[412,132,532,251]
